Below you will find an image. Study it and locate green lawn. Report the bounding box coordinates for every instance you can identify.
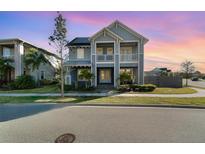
[0,85,60,93]
[0,86,197,94]
[0,96,205,106]
[128,87,197,94]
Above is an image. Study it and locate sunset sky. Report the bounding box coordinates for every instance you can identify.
[0,11,205,72]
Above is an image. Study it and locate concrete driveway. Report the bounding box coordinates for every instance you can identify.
[0,104,205,143]
[184,79,205,88]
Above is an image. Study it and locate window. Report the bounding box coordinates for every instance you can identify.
[97,48,103,55]
[120,47,132,54]
[107,48,113,55]
[100,69,111,83]
[77,48,84,59]
[40,71,45,80]
[3,47,13,58]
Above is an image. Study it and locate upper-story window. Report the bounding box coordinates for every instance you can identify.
[121,47,132,54]
[97,48,103,55]
[107,48,113,55]
[77,48,84,59]
[3,47,13,58]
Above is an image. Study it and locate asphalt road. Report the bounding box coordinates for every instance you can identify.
[1,105,205,143]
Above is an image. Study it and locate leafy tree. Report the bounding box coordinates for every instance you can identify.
[119,72,132,85]
[0,57,14,82]
[78,69,94,88]
[24,48,48,84]
[49,12,68,97]
[181,60,195,87]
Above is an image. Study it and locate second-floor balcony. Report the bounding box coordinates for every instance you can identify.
[120,54,138,62]
[97,54,114,62]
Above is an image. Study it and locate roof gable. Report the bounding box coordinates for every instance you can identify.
[89,28,123,41]
[107,20,149,44]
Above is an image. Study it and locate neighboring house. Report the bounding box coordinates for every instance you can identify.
[0,38,60,82]
[64,20,149,88]
[145,67,172,77]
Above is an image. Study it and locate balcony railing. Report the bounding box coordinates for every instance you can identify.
[120,54,138,62]
[97,54,114,62]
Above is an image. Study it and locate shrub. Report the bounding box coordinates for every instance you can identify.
[64,85,75,91]
[9,75,36,90]
[63,84,95,91]
[40,79,53,86]
[129,84,140,92]
[118,84,130,92]
[138,84,156,92]
[118,84,156,92]
[119,72,132,85]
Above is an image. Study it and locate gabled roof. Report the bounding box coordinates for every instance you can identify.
[0,38,60,59]
[68,37,90,46]
[67,20,149,46]
[89,27,123,41]
[107,20,149,44]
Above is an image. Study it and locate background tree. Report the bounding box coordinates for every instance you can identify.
[49,12,68,97]
[24,48,48,85]
[0,57,14,83]
[78,69,94,88]
[181,60,195,87]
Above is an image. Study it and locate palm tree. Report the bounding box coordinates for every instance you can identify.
[0,57,14,83]
[24,48,48,85]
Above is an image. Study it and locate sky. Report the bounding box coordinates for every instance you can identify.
[0,11,205,72]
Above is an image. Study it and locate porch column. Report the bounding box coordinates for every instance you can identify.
[91,41,97,87]
[14,42,24,78]
[114,40,120,88]
[138,40,144,85]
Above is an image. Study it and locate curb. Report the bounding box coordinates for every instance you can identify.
[69,103,205,109]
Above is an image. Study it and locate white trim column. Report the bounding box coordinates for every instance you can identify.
[14,42,24,78]
[114,39,120,88]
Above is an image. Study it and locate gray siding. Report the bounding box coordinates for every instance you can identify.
[29,63,56,81]
[95,33,115,42]
[69,47,91,60]
[108,25,140,41]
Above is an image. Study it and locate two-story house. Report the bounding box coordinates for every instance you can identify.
[64,20,148,88]
[0,38,60,83]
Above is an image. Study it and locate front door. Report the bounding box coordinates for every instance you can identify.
[99,69,112,84]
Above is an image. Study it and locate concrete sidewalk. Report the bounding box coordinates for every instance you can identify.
[0,88,204,97]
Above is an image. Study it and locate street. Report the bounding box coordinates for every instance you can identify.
[0,104,205,142]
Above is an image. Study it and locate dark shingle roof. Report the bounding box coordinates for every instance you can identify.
[68,37,90,46]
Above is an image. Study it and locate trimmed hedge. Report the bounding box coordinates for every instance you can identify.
[118,84,156,92]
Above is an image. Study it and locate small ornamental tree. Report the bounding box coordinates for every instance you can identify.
[119,72,132,85]
[78,69,94,88]
[49,12,68,97]
[181,60,195,87]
